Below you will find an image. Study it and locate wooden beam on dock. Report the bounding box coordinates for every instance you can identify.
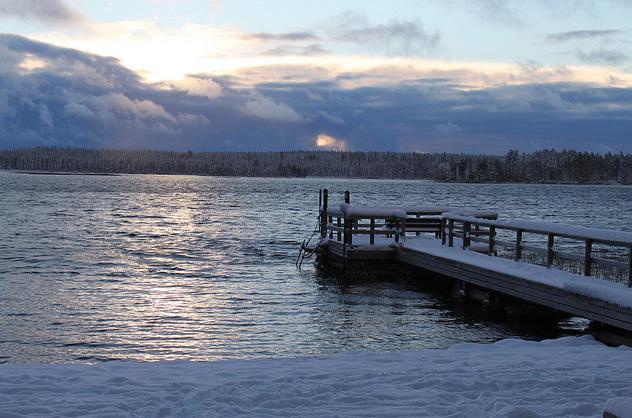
[396,246,632,332]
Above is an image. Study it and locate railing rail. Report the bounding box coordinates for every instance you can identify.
[442,213,632,286]
[324,203,406,246]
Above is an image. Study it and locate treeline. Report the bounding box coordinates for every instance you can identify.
[1,147,632,184]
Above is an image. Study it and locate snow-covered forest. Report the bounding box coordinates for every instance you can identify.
[1,147,632,184]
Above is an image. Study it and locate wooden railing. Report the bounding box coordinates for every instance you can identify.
[441,213,632,286]
[324,204,406,246]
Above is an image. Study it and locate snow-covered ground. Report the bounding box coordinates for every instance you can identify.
[1,336,631,417]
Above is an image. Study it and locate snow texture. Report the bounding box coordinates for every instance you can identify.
[327,205,497,219]
[605,398,632,418]
[339,203,407,219]
[0,336,630,417]
[401,237,632,309]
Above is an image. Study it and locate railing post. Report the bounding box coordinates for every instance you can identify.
[370,218,375,245]
[462,221,471,250]
[320,188,328,238]
[441,218,447,245]
[344,216,353,246]
[394,219,400,244]
[515,229,522,260]
[488,225,495,256]
[448,219,454,247]
[344,190,350,204]
[328,215,333,239]
[628,244,632,287]
[401,218,406,242]
[547,233,554,267]
[319,189,322,212]
[416,214,420,237]
[336,217,341,241]
[584,239,592,276]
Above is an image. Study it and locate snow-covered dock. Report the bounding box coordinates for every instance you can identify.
[315,190,632,334]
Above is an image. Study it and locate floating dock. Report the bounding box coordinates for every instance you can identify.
[311,189,632,336]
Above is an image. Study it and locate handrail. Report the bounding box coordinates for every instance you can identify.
[325,203,406,246]
[443,214,632,246]
[441,213,632,286]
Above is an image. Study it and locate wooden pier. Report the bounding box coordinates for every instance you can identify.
[313,189,632,336]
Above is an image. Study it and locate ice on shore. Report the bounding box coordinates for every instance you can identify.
[1,336,631,417]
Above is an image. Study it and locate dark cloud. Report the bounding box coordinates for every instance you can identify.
[1,34,632,153]
[576,48,628,65]
[244,32,320,42]
[328,12,440,56]
[546,30,624,43]
[0,0,80,24]
[264,44,328,56]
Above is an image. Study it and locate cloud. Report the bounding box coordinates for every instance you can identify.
[328,11,441,56]
[2,34,632,154]
[0,0,80,24]
[317,111,345,125]
[315,133,348,151]
[241,94,303,122]
[264,44,328,56]
[244,32,321,42]
[434,122,461,136]
[546,30,624,43]
[172,76,223,99]
[576,48,628,65]
[468,0,524,26]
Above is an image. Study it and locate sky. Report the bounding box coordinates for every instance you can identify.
[0,0,631,153]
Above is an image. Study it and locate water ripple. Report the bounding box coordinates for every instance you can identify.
[1,172,631,363]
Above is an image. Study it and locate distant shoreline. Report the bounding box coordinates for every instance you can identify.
[1,147,631,185]
[1,169,629,186]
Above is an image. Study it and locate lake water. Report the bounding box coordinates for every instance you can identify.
[1,171,632,363]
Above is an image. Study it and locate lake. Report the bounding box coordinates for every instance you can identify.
[1,171,631,363]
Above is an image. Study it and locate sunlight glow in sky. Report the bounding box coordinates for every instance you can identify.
[5,0,629,86]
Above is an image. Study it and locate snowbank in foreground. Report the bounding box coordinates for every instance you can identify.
[1,336,631,417]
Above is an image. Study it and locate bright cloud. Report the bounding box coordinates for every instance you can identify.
[241,94,303,122]
[172,76,223,99]
[315,134,348,151]
[18,54,47,72]
[31,20,251,82]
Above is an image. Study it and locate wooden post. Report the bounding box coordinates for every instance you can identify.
[370,218,375,245]
[401,218,406,242]
[515,229,522,260]
[448,219,454,247]
[336,217,341,241]
[462,221,471,250]
[344,216,353,246]
[328,216,333,239]
[628,244,632,287]
[547,233,554,267]
[441,218,447,245]
[584,239,592,276]
[320,188,328,237]
[319,189,322,212]
[488,225,495,256]
[394,219,400,244]
[344,190,350,204]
